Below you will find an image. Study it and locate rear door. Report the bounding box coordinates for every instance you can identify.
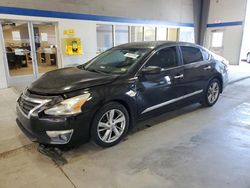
[179,45,213,95]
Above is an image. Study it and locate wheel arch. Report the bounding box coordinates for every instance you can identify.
[89,98,136,137]
[110,98,136,130]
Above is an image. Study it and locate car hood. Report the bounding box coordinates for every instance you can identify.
[28,67,118,95]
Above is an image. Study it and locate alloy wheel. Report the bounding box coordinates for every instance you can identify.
[207,82,220,104]
[97,109,126,143]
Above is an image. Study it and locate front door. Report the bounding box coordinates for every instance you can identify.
[136,46,185,115]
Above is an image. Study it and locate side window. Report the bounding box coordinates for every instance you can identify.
[181,46,203,64]
[146,47,178,69]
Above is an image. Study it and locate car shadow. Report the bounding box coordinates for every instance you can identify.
[130,103,202,134]
[55,102,204,163]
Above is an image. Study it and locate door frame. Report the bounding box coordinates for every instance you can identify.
[32,21,61,78]
[0,19,60,87]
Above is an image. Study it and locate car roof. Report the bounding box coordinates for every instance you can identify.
[115,41,202,50]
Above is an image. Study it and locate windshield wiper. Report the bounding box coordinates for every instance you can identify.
[87,68,105,74]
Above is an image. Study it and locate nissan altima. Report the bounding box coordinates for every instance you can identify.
[16,41,228,147]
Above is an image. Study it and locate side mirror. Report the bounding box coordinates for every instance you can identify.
[141,66,161,75]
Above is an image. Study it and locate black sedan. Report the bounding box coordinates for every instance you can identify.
[16,41,228,147]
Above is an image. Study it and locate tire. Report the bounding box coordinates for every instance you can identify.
[247,53,250,63]
[201,78,221,107]
[91,102,129,147]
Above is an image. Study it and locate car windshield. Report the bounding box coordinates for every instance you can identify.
[80,48,150,74]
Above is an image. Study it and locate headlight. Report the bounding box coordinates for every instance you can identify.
[44,93,90,116]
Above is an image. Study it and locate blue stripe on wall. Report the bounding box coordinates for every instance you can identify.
[0,6,194,27]
[207,21,243,28]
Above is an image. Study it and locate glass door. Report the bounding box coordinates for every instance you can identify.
[1,21,35,79]
[1,20,59,86]
[32,22,58,75]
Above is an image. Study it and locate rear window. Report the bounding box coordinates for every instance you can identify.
[180,46,203,64]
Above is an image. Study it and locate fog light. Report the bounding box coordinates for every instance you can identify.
[46,130,73,143]
[59,134,69,142]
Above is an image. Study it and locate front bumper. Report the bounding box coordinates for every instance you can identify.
[222,68,229,90]
[16,104,92,145]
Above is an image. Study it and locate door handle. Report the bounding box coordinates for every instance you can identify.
[203,66,212,70]
[174,74,184,79]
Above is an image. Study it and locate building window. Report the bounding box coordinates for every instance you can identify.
[131,26,143,42]
[211,31,223,48]
[156,27,167,40]
[97,24,113,53]
[114,25,129,46]
[168,28,179,41]
[144,27,156,41]
[179,28,194,43]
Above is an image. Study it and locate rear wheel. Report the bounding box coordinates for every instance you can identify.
[201,78,221,107]
[91,102,129,147]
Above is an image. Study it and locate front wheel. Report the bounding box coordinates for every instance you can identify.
[91,102,129,147]
[201,78,221,107]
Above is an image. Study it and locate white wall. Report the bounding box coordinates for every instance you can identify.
[0,0,195,88]
[57,20,97,67]
[208,0,246,22]
[0,0,194,24]
[241,0,250,59]
[205,0,247,65]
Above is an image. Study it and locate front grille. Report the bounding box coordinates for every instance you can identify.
[18,96,40,116]
[17,94,51,118]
